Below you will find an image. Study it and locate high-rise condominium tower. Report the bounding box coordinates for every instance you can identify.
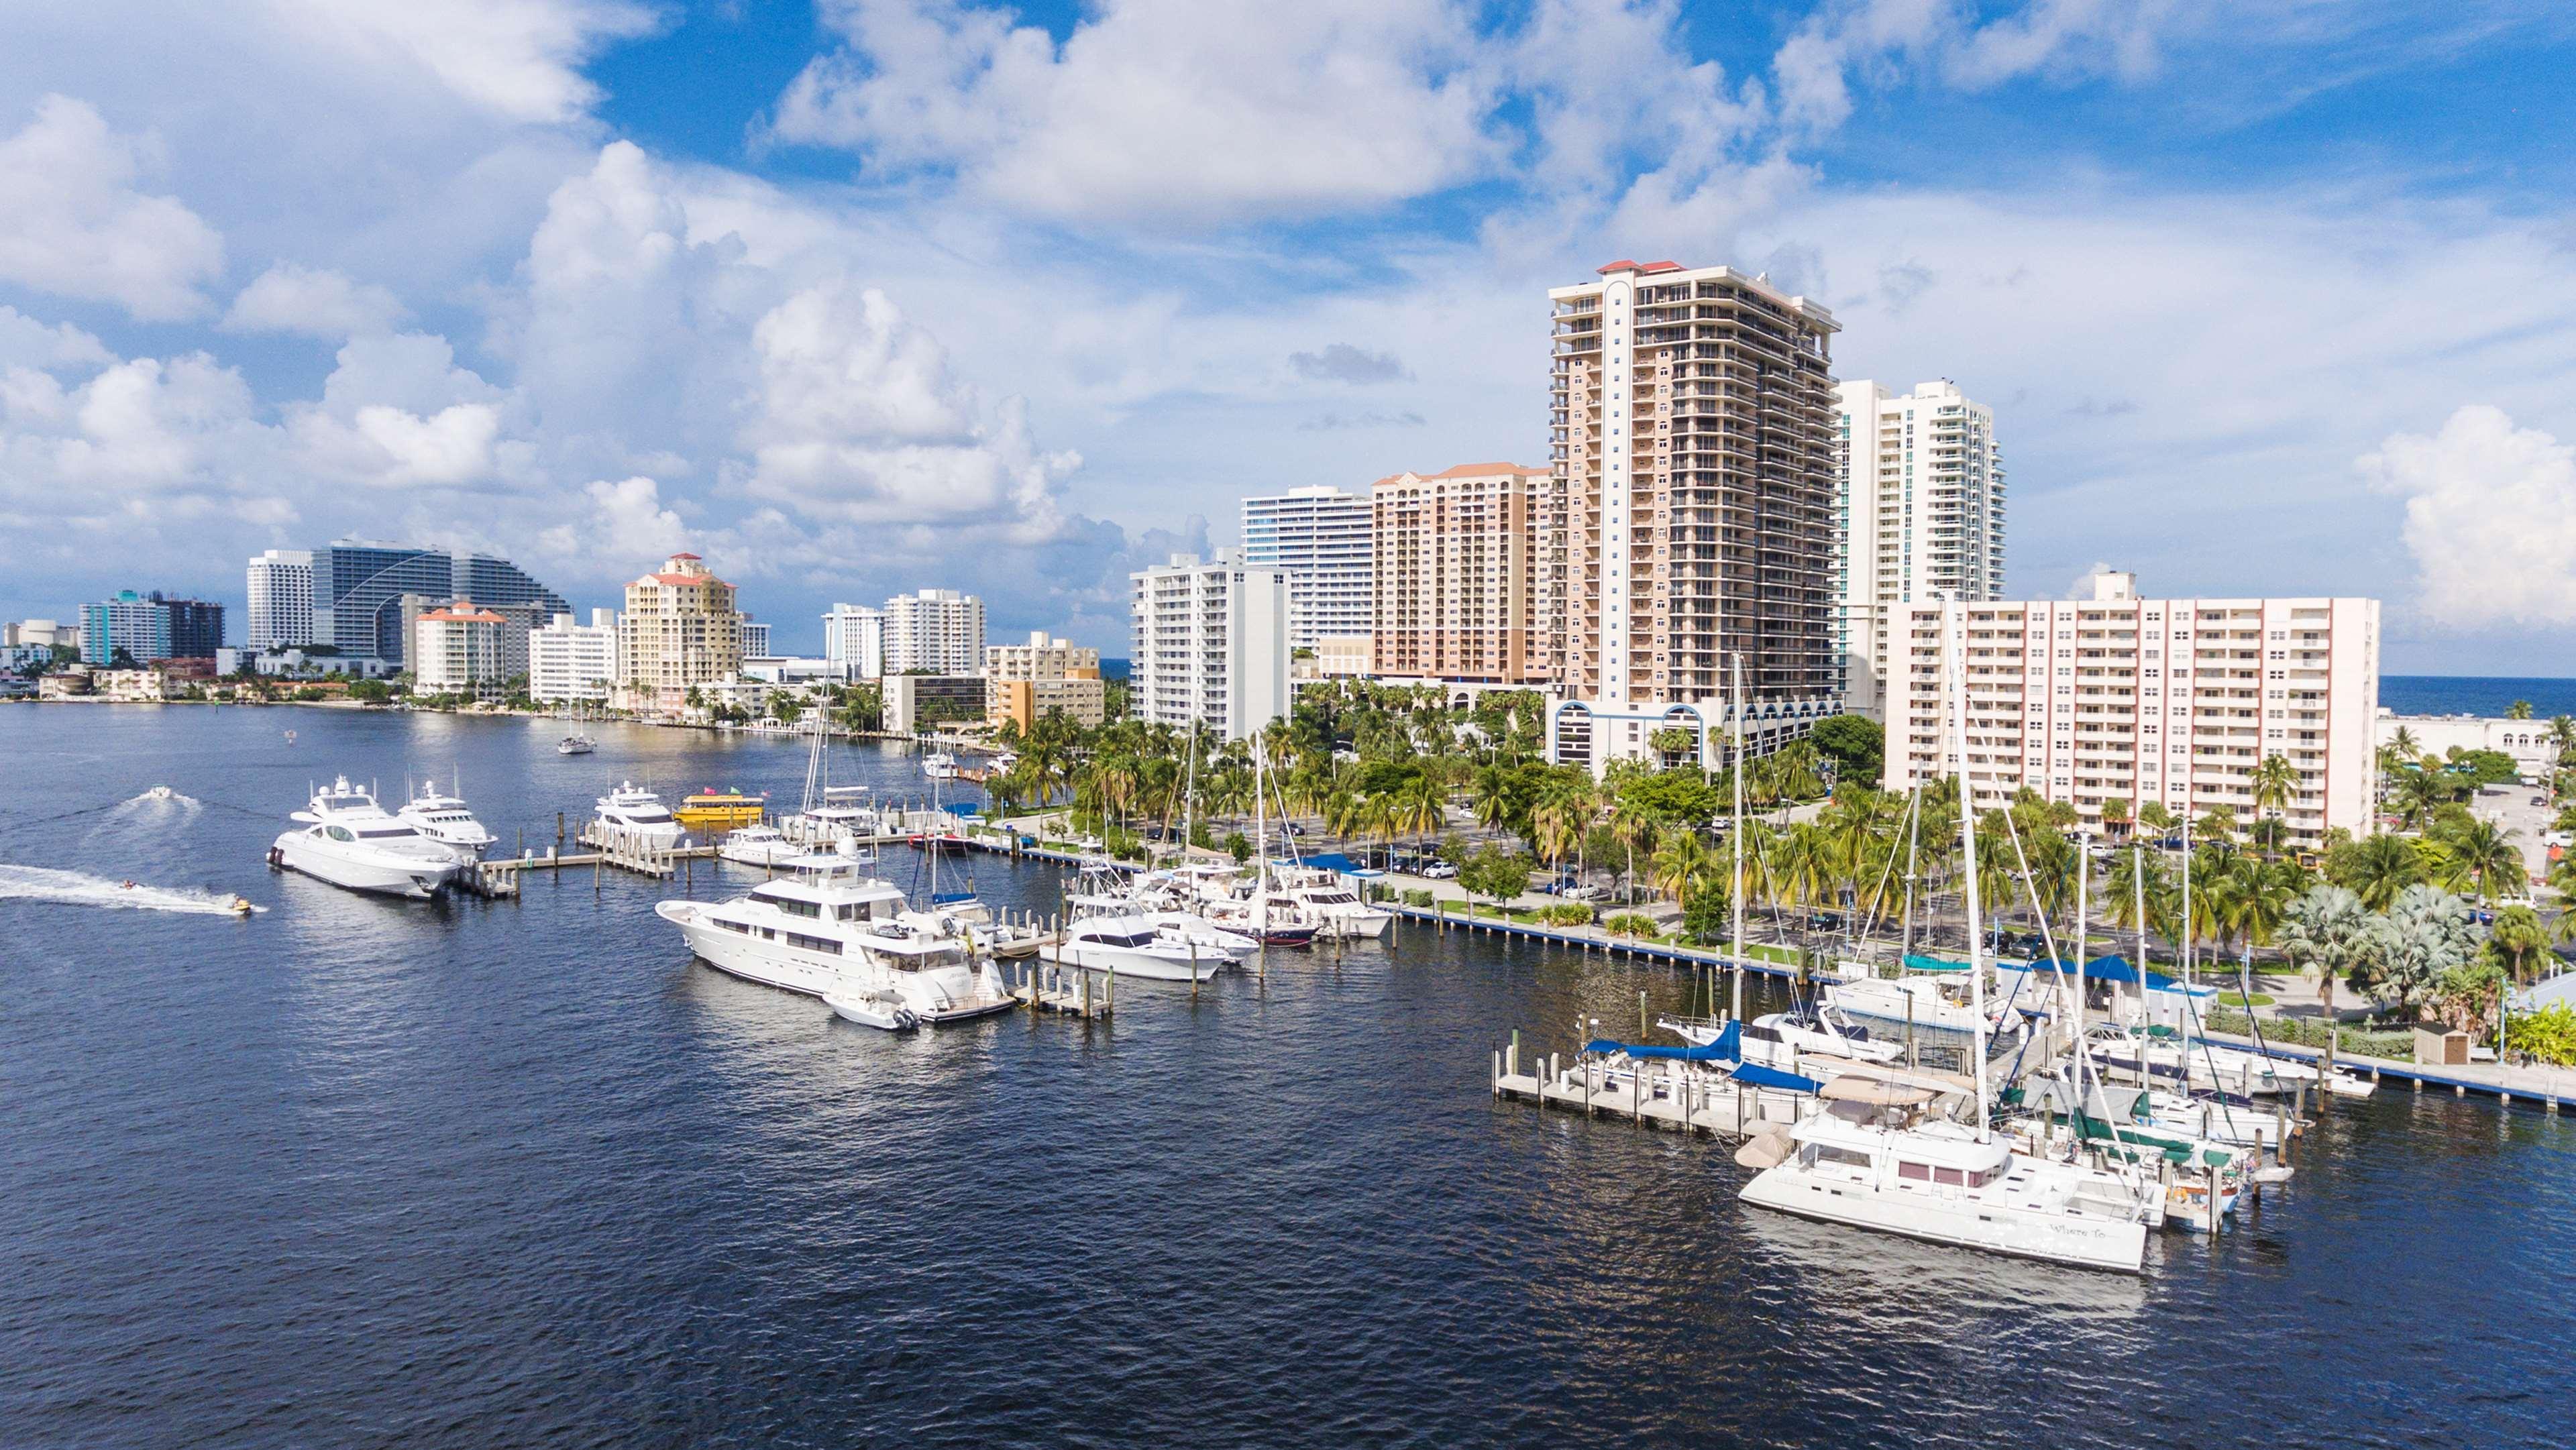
[1544,260,1841,768]
[1835,379,2005,722]
[246,549,315,649]
[1240,486,1373,652]
[881,589,985,675]
[1370,463,1556,685]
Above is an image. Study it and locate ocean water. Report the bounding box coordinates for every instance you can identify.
[2381,675,2576,719]
[3,706,2573,1447]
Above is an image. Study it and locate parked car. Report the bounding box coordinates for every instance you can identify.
[1421,861,1459,880]
[2532,797,2548,808]
[1566,884,1611,902]
[1282,822,1305,836]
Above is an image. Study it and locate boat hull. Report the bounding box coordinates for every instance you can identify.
[1738,1166,2147,1274]
[1055,943,1224,982]
[271,834,458,899]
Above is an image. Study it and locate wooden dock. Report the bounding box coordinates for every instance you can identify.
[1491,1040,1808,1141]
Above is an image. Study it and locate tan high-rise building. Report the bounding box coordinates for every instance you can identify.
[1369,463,1555,685]
[615,552,741,716]
[1884,571,2381,844]
[1544,260,1843,769]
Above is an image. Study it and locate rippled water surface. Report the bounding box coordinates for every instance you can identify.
[5,707,2572,1447]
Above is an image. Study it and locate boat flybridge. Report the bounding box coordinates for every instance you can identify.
[655,856,1013,1026]
[1270,865,1395,940]
[716,822,800,869]
[596,782,684,844]
[269,776,464,899]
[1734,601,2158,1274]
[1073,862,1258,965]
[397,777,496,861]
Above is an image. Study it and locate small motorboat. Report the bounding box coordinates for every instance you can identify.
[146,785,175,801]
[823,987,921,1031]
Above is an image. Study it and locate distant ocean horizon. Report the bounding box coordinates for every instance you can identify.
[2380,675,2576,718]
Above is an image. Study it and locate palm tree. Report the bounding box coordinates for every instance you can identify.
[1650,825,1719,904]
[2508,699,2534,720]
[2436,816,2524,903]
[2099,795,2133,842]
[2359,885,2485,1017]
[2249,753,2298,852]
[2490,904,2548,987]
[1397,773,1448,848]
[2278,884,2387,1017]
[2389,769,2447,831]
[2337,830,2426,911]
[2548,715,2576,765]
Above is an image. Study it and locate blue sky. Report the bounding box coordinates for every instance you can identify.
[5,1,2576,671]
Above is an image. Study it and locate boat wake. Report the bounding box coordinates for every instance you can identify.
[0,865,260,915]
[115,789,204,812]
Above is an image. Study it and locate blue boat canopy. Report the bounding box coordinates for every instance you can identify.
[1727,1062,1825,1094]
[1587,1021,1742,1063]
[1902,954,1975,973]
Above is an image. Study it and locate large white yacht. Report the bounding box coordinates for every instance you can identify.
[269,777,464,899]
[655,861,1013,1023]
[595,782,684,844]
[397,778,496,861]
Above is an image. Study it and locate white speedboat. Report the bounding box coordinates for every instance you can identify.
[824,986,920,1031]
[655,862,1013,1023]
[268,777,464,899]
[397,777,496,861]
[557,732,596,755]
[595,782,684,844]
[1055,913,1226,982]
[1738,1097,2153,1273]
[2081,1023,2322,1099]
[717,823,800,869]
[922,752,961,781]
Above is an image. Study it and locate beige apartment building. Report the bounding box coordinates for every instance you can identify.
[615,553,742,716]
[1544,260,1843,769]
[1883,571,2380,842]
[984,630,1105,730]
[1370,463,1555,685]
[412,601,511,696]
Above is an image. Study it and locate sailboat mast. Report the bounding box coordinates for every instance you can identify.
[1729,653,1746,1023]
[2180,813,2194,990]
[2132,841,2147,1025]
[2073,832,2090,1095]
[1945,595,1992,1141]
[1900,786,1921,960]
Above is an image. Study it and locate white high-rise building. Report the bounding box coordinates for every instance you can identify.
[1884,571,2380,844]
[1241,486,1373,651]
[1836,378,2006,722]
[882,589,985,675]
[1544,260,1842,770]
[246,549,315,649]
[822,603,886,679]
[740,619,771,657]
[1131,551,1289,740]
[529,609,617,704]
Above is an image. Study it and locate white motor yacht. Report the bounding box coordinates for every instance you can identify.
[922,751,961,781]
[2080,1022,2324,1099]
[655,860,1013,1023]
[268,777,464,899]
[397,777,496,861]
[1055,913,1227,982]
[717,823,800,869]
[595,782,684,844]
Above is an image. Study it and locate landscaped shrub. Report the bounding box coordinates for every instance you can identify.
[1401,888,1434,908]
[1602,912,1658,938]
[1538,903,1594,927]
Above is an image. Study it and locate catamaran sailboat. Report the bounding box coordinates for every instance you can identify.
[268,777,464,899]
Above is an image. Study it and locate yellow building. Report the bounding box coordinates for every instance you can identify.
[614,553,741,717]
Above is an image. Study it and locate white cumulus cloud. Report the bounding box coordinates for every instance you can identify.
[771,0,1501,223]
[2363,405,2576,630]
[0,95,225,321]
[264,0,660,125]
[223,262,409,337]
[738,279,1075,536]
